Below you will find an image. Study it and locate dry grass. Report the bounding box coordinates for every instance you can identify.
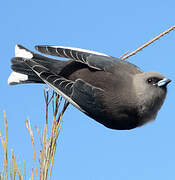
[0,112,25,180]
[0,88,69,180]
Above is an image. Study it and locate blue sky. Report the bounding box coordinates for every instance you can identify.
[0,0,175,179]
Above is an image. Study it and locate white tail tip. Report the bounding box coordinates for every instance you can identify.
[8,71,28,85]
[15,45,33,58]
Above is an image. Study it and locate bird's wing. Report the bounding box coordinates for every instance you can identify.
[24,59,104,113]
[35,45,115,71]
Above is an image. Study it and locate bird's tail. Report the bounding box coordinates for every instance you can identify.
[8,45,65,85]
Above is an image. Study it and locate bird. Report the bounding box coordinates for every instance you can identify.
[8,44,171,130]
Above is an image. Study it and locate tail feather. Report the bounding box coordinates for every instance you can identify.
[11,57,37,76]
[9,56,43,85]
[8,44,69,85]
[8,71,43,85]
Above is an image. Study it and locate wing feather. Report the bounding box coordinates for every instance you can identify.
[35,45,112,70]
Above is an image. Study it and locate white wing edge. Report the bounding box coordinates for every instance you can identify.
[50,46,110,57]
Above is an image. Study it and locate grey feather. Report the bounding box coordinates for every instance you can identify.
[8,44,171,130]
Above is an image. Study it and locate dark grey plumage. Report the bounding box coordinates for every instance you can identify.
[8,45,171,130]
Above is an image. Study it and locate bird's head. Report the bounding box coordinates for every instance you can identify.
[133,72,171,118]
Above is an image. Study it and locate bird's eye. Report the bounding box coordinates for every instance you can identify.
[147,77,162,85]
[147,78,153,83]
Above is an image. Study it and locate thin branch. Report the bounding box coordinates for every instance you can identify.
[119,51,130,59]
[56,101,69,125]
[122,25,175,60]
[26,120,38,180]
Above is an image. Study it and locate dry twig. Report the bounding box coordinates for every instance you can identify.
[26,120,38,180]
[122,25,175,60]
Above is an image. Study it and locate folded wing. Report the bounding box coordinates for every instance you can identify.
[24,58,104,113]
[35,45,115,71]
